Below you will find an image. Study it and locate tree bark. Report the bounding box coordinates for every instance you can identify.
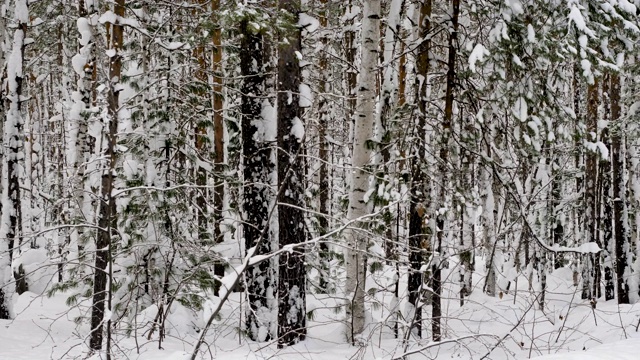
[89,0,124,354]
[277,0,307,347]
[194,0,210,248]
[407,0,431,339]
[610,73,630,303]
[241,17,275,343]
[433,0,459,342]
[316,0,331,294]
[0,0,28,319]
[582,78,599,301]
[345,0,379,341]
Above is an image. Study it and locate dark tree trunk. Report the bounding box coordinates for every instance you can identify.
[610,73,630,304]
[277,0,306,348]
[600,126,614,301]
[316,0,331,294]
[240,18,274,342]
[89,0,124,354]
[572,61,582,287]
[211,0,226,295]
[583,79,598,301]
[407,0,431,339]
[433,0,459,341]
[599,75,614,301]
[551,160,564,269]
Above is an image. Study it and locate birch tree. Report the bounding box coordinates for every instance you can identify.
[345,0,379,341]
[0,0,28,319]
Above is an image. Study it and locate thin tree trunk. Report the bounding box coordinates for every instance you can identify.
[344,0,357,126]
[432,0,459,342]
[89,0,124,354]
[211,0,226,296]
[611,73,630,303]
[482,141,497,297]
[600,125,614,301]
[583,78,599,301]
[551,157,564,269]
[316,0,331,294]
[379,0,403,262]
[599,75,614,301]
[194,0,210,248]
[572,60,582,287]
[407,0,431,339]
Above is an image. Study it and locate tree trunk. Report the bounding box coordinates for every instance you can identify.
[241,17,275,343]
[550,158,564,270]
[600,125,614,301]
[0,0,28,319]
[572,60,582,287]
[194,0,210,248]
[610,73,630,303]
[432,0,459,342]
[208,0,226,295]
[277,0,307,347]
[407,0,431,339]
[482,145,497,297]
[583,78,598,301]
[316,0,331,294]
[89,0,124,354]
[345,0,379,342]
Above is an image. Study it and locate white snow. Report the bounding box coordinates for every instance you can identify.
[505,0,524,16]
[568,4,595,37]
[532,339,640,360]
[618,0,637,14]
[550,242,601,254]
[299,83,313,108]
[469,43,488,73]
[71,54,87,76]
[513,97,528,122]
[77,17,92,47]
[2,260,640,360]
[527,24,536,43]
[299,13,320,33]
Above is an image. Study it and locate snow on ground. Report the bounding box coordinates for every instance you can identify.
[531,339,640,360]
[2,258,640,359]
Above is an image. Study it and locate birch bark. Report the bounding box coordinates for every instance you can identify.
[345,0,379,341]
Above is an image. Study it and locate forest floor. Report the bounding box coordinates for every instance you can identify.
[2,257,640,359]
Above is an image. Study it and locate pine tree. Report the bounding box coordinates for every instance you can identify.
[431,0,459,341]
[407,0,430,338]
[276,0,307,347]
[611,72,630,303]
[89,0,124,353]
[240,7,276,342]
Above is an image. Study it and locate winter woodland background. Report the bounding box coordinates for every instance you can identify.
[2,0,640,359]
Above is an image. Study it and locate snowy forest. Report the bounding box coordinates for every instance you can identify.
[2,0,640,359]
